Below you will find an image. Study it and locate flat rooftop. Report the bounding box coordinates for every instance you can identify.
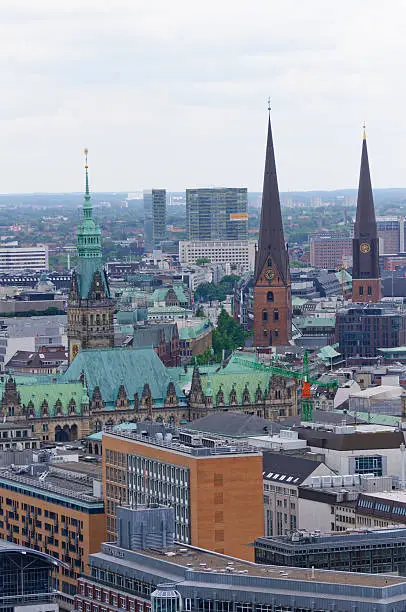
[0,464,102,504]
[132,543,406,587]
[104,428,261,457]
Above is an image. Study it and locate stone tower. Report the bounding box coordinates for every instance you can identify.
[253,108,291,347]
[352,128,382,303]
[67,149,114,363]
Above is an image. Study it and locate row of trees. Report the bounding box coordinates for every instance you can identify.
[196,309,249,364]
[194,274,240,303]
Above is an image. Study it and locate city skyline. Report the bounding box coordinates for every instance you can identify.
[1,1,406,193]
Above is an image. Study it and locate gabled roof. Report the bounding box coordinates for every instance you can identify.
[262,452,323,485]
[63,347,186,405]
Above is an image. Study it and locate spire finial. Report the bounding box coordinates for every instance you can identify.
[363,123,366,141]
[84,147,90,202]
[267,97,271,116]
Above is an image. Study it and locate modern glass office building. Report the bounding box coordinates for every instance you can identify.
[0,540,63,611]
[186,188,248,241]
[144,190,167,249]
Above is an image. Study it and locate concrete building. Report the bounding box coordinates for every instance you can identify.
[335,304,406,361]
[0,314,67,371]
[262,453,334,536]
[296,422,405,477]
[377,216,405,254]
[179,240,256,272]
[75,504,406,612]
[0,244,49,273]
[255,527,406,575]
[102,424,264,560]
[186,188,248,241]
[0,460,105,599]
[143,189,167,250]
[309,231,352,269]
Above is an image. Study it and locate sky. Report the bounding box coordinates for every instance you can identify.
[1,0,406,193]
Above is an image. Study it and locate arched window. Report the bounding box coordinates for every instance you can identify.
[262,310,268,322]
[267,291,274,302]
[267,258,272,267]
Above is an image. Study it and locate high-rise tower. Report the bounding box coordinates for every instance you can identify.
[67,149,114,363]
[253,109,291,347]
[352,128,382,303]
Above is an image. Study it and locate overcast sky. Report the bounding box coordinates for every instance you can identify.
[1,0,405,193]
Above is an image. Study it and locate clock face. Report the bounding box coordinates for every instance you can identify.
[265,269,274,281]
[360,242,371,254]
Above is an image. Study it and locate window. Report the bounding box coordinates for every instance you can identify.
[267,258,272,267]
[274,309,279,321]
[262,310,268,322]
[355,455,383,477]
[368,286,372,295]
[267,291,274,302]
[359,286,364,296]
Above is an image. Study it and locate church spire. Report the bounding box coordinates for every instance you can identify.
[254,106,289,284]
[253,105,291,348]
[354,127,377,240]
[83,148,93,221]
[352,126,381,303]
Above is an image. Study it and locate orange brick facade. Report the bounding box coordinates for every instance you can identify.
[103,433,264,561]
[0,483,106,596]
[254,258,291,347]
[352,278,382,303]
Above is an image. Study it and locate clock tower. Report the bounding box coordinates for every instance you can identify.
[67,149,115,363]
[253,107,291,347]
[352,128,382,303]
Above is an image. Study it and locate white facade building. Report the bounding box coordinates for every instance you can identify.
[0,245,49,272]
[179,240,256,272]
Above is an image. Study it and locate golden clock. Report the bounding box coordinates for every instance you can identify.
[265,269,274,281]
[360,242,371,254]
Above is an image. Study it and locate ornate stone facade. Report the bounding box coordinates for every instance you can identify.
[188,366,297,422]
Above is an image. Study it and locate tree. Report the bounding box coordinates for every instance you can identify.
[195,306,205,318]
[212,309,247,360]
[196,257,211,265]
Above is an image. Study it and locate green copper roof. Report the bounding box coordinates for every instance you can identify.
[334,269,352,284]
[178,320,211,340]
[294,316,336,329]
[75,151,110,299]
[0,379,86,418]
[200,371,274,407]
[378,346,406,354]
[63,347,186,406]
[148,306,187,314]
[152,286,189,304]
[345,410,401,427]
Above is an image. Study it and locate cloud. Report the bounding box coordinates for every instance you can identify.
[0,0,405,192]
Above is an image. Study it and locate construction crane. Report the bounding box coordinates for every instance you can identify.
[233,351,338,423]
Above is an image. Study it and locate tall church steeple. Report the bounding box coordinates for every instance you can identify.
[67,149,114,363]
[253,106,291,347]
[352,127,381,303]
